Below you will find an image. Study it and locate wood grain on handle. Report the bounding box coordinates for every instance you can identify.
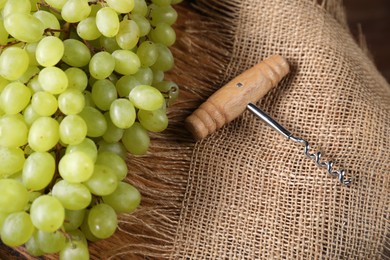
[185,54,290,140]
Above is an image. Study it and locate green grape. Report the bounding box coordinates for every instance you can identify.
[18,66,40,84]
[44,0,67,9]
[115,75,140,97]
[151,0,171,6]
[0,18,9,45]
[2,0,31,17]
[63,209,85,231]
[96,7,120,37]
[0,179,29,213]
[60,239,89,260]
[36,36,64,67]
[25,42,39,66]
[78,106,107,137]
[102,112,124,143]
[22,152,55,191]
[38,66,68,94]
[88,203,117,239]
[151,43,174,71]
[80,210,100,242]
[84,164,118,196]
[152,68,164,83]
[23,105,40,126]
[27,75,43,93]
[0,76,9,92]
[171,0,183,4]
[112,49,140,75]
[0,81,31,114]
[31,91,58,116]
[122,122,150,155]
[136,41,158,67]
[131,14,151,37]
[138,108,168,132]
[59,151,95,183]
[0,114,28,147]
[89,3,101,16]
[116,19,139,50]
[96,151,128,181]
[153,80,179,104]
[89,51,116,80]
[33,10,61,37]
[52,180,92,210]
[36,230,66,254]
[0,47,29,81]
[58,88,86,115]
[98,140,127,159]
[62,39,91,67]
[30,196,64,232]
[105,0,134,13]
[149,23,176,46]
[83,90,95,107]
[109,98,136,129]
[59,115,88,145]
[0,212,8,230]
[28,117,60,152]
[132,0,148,16]
[99,36,120,53]
[26,191,42,211]
[102,182,141,213]
[25,232,45,257]
[129,84,164,110]
[65,67,88,91]
[67,230,87,246]
[3,13,44,43]
[1,212,34,247]
[66,138,98,162]
[134,67,154,85]
[61,0,91,23]
[150,5,178,26]
[77,17,101,40]
[91,79,117,111]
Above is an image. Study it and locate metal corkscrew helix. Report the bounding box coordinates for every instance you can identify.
[247,103,352,186]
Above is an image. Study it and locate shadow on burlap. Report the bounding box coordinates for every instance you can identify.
[11,0,389,259]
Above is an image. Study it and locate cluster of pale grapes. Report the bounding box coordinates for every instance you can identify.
[0,0,181,258]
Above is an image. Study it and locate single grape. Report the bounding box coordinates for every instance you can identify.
[59,114,88,145]
[60,239,89,260]
[151,0,171,6]
[62,39,91,67]
[96,151,128,180]
[0,46,29,81]
[132,0,148,16]
[149,23,176,47]
[84,164,118,196]
[66,138,98,162]
[78,106,108,137]
[1,212,34,247]
[35,230,66,254]
[65,67,88,91]
[3,13,44,43]
[96,7,120,37]
[25,233,45,257]
[77,17,101,40]
[102,182,141,213]
[106,0,134,13]
[116,19,139,50]
[150,5,178,26]
[115,75,140,97]
[44,0,67,9]
[109,98,136,129]
[30,195,65,232]
[134,67,154,85]
[22,152,56,191]
[63,209,86,231]
[121,122,150,155]
[138,108,168,132]
[137,41,158,67]
[61,0,91,23]
[0,179,29,213]
[36,36,64,67]
[38,66,68,94]
[52,180,92,210]
[58,88,86,115]
[0,147,25,178]
[0,81,31,114]
[102,112,124,143]
[2,0,31,17]
[91,79,117,111]
[89,51,116,80]
[0,114,28,147]
[150,43,174,71]
[129,84,164,111]
[131,14,151,37]
[31,91,58,116]
[59,151,95,183]
[98,140,127,159]
[80,210,100,242]
[99,36,121,53]
[88,203,117,239]
[28,117,60,152]
[112,49,141,75]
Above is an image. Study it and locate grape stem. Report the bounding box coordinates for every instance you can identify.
[0,40,22,49]
[37,0,61,14]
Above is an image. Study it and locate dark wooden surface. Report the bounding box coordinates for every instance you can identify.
[344,0,390,81]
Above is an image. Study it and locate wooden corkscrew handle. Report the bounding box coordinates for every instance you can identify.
[185,54,290,140]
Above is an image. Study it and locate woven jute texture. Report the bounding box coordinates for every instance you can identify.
[7,0,389,259]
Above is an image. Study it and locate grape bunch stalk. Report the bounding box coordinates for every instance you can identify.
[0,0,181,258]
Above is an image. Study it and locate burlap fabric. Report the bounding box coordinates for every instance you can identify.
[6,0,389,259]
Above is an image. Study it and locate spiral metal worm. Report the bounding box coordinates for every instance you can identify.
[247,103,352,186]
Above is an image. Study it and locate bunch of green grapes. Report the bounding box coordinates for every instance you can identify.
[0,0,182,258]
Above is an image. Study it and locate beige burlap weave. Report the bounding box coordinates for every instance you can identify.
[8,0,389,259]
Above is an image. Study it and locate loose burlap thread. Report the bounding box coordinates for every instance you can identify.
[8,0,389,259]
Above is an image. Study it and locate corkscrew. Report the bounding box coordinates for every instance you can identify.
[185,54,352,186]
